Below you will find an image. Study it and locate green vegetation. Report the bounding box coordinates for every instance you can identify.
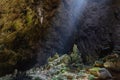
[0,44,119,80]
[0,0,40,75]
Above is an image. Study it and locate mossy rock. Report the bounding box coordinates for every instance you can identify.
[0,0,40,76]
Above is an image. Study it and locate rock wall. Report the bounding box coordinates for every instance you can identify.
[37,0,120,64]
[76,0,114,62]
[112,0,120,53]
[0,0,41,76]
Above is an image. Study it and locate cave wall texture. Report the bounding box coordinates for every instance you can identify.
[37,0,120,64]
[0,0,120,75]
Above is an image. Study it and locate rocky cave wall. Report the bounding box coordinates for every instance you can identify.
[112,0,120,53]
[76,0,115,62]
[37,0,120,64]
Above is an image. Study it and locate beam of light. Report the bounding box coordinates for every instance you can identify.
[60,0,88,51]
[61,0,88,39]
[68,0,88,30]
[37,0,113,65]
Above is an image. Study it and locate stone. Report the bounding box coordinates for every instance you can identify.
[94,61,104,67]
[98,68,112,79]
[89,67,112,79]
[104,61,120,71]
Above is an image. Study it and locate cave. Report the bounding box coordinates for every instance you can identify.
[0,0,120,80]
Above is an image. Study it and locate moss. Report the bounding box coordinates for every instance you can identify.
[13,19,23,31]
[0,0,40,76]
[26,7,35,25]
[70,44,82,63]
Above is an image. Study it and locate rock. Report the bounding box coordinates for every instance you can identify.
[48,54,71,67]
[98,68,112,79]
[0,0,40,76]
[103,54,120,71]
[103,54,119,62]
[104,61,120,71]
[89,67,112,79]
[94,61,104,67]
[62,72,77,79]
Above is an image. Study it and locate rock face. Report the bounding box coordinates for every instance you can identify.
[38,0,120,64]
[0,0,41,76]
[76,0,114,62]
[112,0,120,53]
